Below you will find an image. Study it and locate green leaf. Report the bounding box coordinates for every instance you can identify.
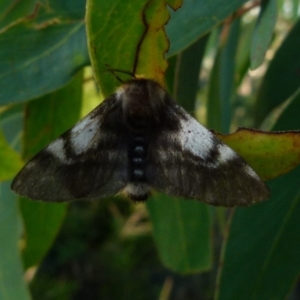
[0,104,29,299]
[21,199,68,269]
[20,71,83,269]
[166,0,249,57]
[216,166,300,300]
[0,0,36,32]
[0,104,23,150]
[254,18,300,125]
[219,19,240,133]
[207,19,240,133]
[168,34,209,113]
[147,194,211,274]
[0,130,23,181]
[0,104,23,180]
[250,0,277,70]
[0,182,31,300]
[207,50,222,131]
[0,22,88,105]
[235,21,254,86]
[37,0,86,21]
[273,88,300,132]
[216,82,300,300]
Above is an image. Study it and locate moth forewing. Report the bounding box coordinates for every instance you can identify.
[141,92,269,207]
[12,78,269,206]
[11,94,128,201]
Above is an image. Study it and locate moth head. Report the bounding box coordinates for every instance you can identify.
[118,79,167,126]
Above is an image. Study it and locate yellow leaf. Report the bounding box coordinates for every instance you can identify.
[216,128,300,181]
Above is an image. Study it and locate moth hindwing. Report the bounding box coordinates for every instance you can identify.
[12,78,269,206]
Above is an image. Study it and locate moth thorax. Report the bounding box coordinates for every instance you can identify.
[121,79,167,126]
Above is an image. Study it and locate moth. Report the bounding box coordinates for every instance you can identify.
[11,78,269,206]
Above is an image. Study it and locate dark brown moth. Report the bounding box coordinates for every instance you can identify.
[11,78,269,206]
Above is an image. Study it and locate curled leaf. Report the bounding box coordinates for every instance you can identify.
[135,0,170,86]
[86,0,178,94]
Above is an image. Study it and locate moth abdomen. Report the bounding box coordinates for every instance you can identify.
[122,182,150,202]
[128,133,148,183]
[128,191,150,202]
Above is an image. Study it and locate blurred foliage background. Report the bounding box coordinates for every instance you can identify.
[1,0,300,299]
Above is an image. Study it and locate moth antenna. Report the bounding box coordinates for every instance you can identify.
[104,64,136,83]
